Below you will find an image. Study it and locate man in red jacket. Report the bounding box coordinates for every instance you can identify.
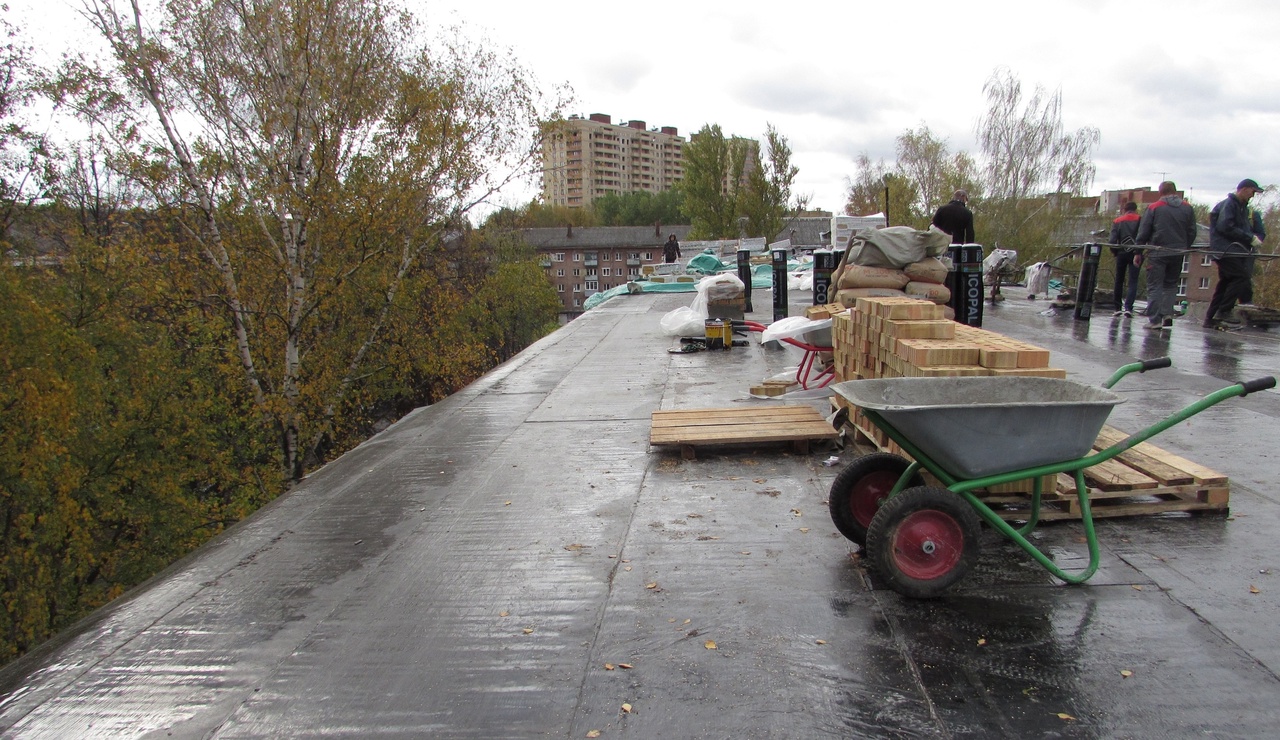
[1108,201,1142,317]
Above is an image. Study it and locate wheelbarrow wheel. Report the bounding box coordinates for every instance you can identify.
[828,453,923,546]
[865,486,981,599]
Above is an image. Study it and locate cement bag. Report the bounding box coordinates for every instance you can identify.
[904,281,952,304]
[903,257,950,285]
[659,306,705,336]
[844,225,953,269]
[837,264,910,290]
[835,287,906,307]
[983,248,1018,286]
[693,272,744,305]
[660,273,745,336]
[1024,262,1052,297]
[788,271,813,291]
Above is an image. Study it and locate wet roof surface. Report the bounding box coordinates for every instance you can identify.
[1,287,1278,738]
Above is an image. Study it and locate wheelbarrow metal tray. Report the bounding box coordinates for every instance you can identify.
[831,377,1124,479]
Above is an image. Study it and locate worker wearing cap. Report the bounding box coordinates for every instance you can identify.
[1206,179,1266,328]
[1109,201,1142,317]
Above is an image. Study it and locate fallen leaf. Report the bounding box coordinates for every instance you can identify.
[704,640,718,650]
[977,638,986,646]
[1131,585,1143,591]
[668,618,676,623]
[740,551,751,555]
[587,731,602,738]
[522,628,534,634]
[645,582,658,590]
[608,554,617,559]
[564,544,585,551]
[619,663,634,669]
[624,566,632,571]
[799,527,810,533]
[815,639,827,645]
[1120,670,1133,678]
[604,663,615,671]
[1250,585,1261,594]
[1056,713,1076,721]
[504,501,512,506]
[499,611,509,617]
[791,508,803,517]
[683,619,691,625]
[621,703,633,714]
[753,478,766,483]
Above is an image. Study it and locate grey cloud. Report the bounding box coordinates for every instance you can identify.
[731,72,902,123]
[585,57,652,94]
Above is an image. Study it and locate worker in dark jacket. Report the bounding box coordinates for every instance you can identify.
[1108,201,1142,317]
[931,190,975,244]
[1206,179,1266,328]
[1136,182,1197,331]
[662,234,681,264]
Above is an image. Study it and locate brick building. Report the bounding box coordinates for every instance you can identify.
[522,224,694,316]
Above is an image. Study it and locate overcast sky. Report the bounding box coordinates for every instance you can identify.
[14,0,1280,214]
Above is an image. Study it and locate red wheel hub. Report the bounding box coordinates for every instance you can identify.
[851,472,899,527]
[889,509,964,580]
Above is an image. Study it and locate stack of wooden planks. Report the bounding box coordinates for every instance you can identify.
[828,296,1230,518]
[650,406,839,460]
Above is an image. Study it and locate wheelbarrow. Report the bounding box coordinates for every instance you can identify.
[828,358,1276,598]
[737,320,835,390]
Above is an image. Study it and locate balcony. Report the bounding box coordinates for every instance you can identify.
[584,259,598,267]
[539,259,552,268]
[626,258,640,266]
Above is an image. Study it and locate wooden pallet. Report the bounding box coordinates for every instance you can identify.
[839,409,1229,521]
[650,406,839,459]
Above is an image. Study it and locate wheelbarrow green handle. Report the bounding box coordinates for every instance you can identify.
[1242,376,1277,395]
[1102,356,1171,389]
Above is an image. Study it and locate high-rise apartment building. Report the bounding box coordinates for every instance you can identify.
[542,113,685,208]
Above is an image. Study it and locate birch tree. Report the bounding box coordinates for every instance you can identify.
[975,68,1099,201]
[65,0,557,480]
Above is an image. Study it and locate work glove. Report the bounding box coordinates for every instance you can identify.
[1252,236,1264,248]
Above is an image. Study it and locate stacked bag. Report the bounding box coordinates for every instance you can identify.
[833,225,956,316]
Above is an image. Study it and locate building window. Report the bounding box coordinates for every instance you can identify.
[574,284,581,292]
[573,268,580,277]
[554,252,565,262]
[1201,254,1214,266]
[556,269,565,277]
[586,268,597,277]
[1180,255,1190,273]
[573,298,581,307]
[585,280,598,291]
[557,284,564,292]
[573,253,581,262]
[644,252,653,261]
[629,267,640,277]
[1177,277,1187,297]
[602,267,611,276]
[1199,276,1211,289]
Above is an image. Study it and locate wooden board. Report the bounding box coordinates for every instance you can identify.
[651,406,838,459]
